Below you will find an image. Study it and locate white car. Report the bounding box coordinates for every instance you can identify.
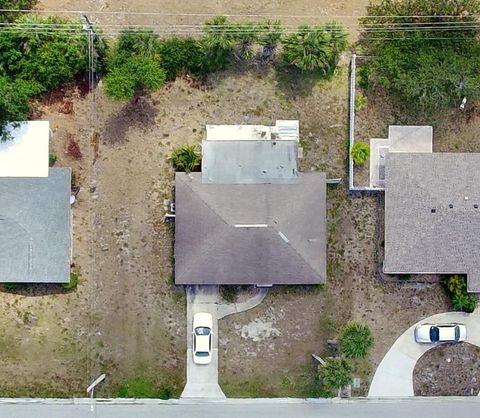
[193,313,213,365]
[414,323,466,344]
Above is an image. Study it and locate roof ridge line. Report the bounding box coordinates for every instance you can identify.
[179,174,231,226]
[269,225,323,280]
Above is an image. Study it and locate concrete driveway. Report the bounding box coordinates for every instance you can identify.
[369,309,480,397]
[181,286,225,399]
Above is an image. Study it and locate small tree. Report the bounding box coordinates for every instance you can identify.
[281,23,347,74]
[104,56,166,100]
[0,77,41,141]
[339,321,374,359]
[320,358,354,391]
[351,142,370,165]
[171,145,201,172]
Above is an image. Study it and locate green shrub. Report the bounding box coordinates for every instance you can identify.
[108,29,160,69]
[0,77,41,141]
[158,37,204,79]
[116,377,173,399]
[351,142,369,165]
[49,152,57,166]
[320,358,354,391]
[220,286,239,303]
[452,292,477,313]
[2,283,17,291]
[338,321,374,358]
[0,0,38,23]
[0,15,89,90]
[357,65,369,89]
[354,93,367,112]
[281,23,347,74]
[104,56,166,100]
[170,144,201,172]
[62,272,78,290]
[443,275,477,313]
[359,0,480,111]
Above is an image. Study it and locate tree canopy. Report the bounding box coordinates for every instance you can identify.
[359,0,480,111]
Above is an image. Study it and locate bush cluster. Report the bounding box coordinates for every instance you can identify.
[0,14,90,139]
[443,275,477,313]
[359,0,480,111]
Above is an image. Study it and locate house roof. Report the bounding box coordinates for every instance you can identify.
[0,168,71,283]
[384,153,480,291]
[174,172,326,285]
[201,139,298,184]
[0,121,49,177]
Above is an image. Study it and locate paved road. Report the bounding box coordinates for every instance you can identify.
[369,309,480,397]
[1,398,480,418]
[181,286,225,399]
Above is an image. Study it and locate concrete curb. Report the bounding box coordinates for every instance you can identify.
[218,288,269,319]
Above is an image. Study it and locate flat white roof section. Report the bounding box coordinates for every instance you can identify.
[0,121,49,178]
[206,120,299,142]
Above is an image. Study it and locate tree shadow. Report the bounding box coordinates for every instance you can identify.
[274,63,334,99]
[103,95,158,144]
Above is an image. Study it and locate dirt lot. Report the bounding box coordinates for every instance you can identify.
[1,0,474,399]
[414,343,480,396]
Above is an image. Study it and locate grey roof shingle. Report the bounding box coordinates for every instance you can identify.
[174,172,326,285]
[384,153,480,291]
[0,168,71,283]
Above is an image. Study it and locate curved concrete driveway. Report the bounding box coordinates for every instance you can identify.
[369,309,480,397]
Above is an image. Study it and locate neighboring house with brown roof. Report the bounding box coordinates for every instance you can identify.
[174,120,327,286]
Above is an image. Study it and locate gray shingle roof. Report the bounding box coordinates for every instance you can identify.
[0,168,71,283]
[384,153,480,291]
[174,172,326,285]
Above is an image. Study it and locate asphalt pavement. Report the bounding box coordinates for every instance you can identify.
[1,398,480,418]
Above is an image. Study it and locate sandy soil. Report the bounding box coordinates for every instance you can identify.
[414,343,480,396]
[37,0,369,37]
[3,0,477,398]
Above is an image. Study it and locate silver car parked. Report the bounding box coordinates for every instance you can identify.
[414,323,466,344]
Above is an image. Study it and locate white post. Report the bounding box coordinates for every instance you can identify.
[87,374,106,414]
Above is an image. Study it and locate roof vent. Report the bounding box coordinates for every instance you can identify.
[449,204,453,209]
[431,208,436,213]
[475,204,478,209]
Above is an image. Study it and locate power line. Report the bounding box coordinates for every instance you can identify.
[1,8,480,19]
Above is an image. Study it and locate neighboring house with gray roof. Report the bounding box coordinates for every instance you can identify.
[384,152,480,292]
[0,122,71,283]
[174,121,327,286]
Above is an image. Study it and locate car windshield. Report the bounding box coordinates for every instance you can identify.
[430,326,439,342]
[455,325,460,341]
[195,351,209,357]
[195,326,211,336]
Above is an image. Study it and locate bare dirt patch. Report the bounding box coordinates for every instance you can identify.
[414,343,480,396]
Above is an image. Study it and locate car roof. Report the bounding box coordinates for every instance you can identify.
[195,334,211,353]
[438,324,456,341]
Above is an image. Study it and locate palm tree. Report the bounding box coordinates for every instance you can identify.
[201,16,236,71]
[257,20,283,61]
[231,22,258,61]
[281,23,348,74]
